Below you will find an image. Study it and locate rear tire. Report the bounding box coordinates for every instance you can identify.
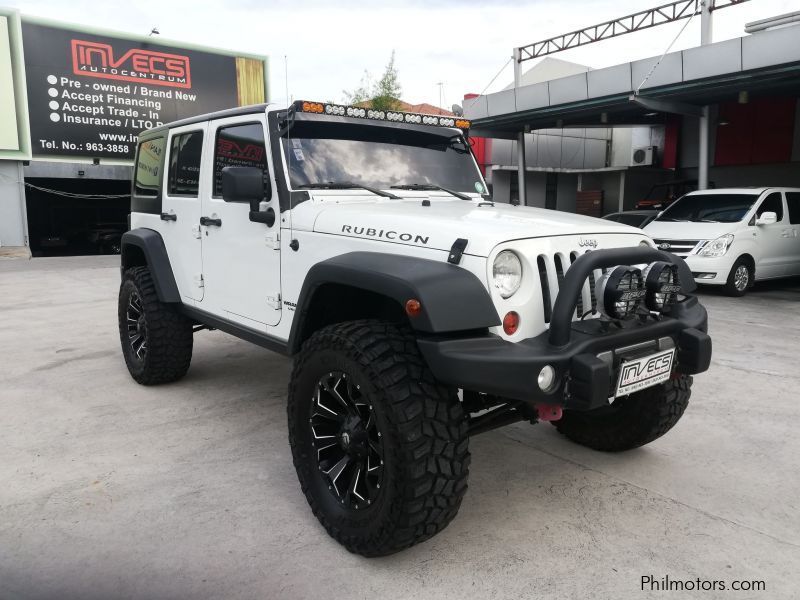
[118,266,193,385]
[723,257,752,297]
[555,375,692,451]
[288,320,469,556]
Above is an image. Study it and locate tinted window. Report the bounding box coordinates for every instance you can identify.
[787,192,800,224]
[281,121,484,193]
[213,123,267,197]
[134,137,166,197]
[656,193,759,223]
[756,192,783,221]
[168,131,203,196]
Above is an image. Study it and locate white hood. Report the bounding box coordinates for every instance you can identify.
[644,219,733,240]
[299,194,646,257]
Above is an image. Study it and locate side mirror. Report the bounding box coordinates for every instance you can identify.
[755,211,777,226]
[221,166,267,210]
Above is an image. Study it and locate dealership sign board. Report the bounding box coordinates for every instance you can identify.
[21,20,267,161]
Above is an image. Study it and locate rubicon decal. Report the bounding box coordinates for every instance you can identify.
[71,40,192,88]
[341,225,429,245]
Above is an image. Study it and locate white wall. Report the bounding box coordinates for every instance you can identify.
[0,160,26,247]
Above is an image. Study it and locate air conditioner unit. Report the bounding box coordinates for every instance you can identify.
[630,146,656,166]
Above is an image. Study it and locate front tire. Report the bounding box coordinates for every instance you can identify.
[723,257,752,297]
[288,320,469,556]
[118,266,193,385]
[555,375,692,451]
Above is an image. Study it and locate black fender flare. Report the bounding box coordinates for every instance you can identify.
[120,228,181,303]
[288,252,500,353]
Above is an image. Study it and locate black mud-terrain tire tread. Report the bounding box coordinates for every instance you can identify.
[288,320,469,557]
[555,375,692,452]
[118,266,193,385]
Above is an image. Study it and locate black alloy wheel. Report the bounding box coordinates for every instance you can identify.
[310,370,384,510]
[126,290,148,363]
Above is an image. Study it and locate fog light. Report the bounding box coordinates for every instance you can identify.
[538,365,556,392]
[502,311,520,335]
[641,261,681,311]
[594,265,645,320]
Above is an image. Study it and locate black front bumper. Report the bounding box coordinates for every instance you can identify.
[417,247,712,412]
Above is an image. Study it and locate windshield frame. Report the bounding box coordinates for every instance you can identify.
[654,192,761,224]
[275,112,487,197]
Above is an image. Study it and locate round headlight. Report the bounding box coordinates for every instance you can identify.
[642,261,681,311]
[595,265,645,320]
[493,250,522,299]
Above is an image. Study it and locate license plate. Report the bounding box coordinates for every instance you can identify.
[614,348,675,398]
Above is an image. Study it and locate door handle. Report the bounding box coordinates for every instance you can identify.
[200,216,222,227]
[160,212,177,221]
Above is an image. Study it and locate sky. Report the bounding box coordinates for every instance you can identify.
[7,0,798,110]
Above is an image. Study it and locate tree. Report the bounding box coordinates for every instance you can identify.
[343,51,402,111]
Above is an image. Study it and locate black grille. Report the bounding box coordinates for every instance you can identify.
[537,255,552,323]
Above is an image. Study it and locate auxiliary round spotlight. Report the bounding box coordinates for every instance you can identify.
[642,261,681,311]
[594,265,646,320]
[537,365,556,392]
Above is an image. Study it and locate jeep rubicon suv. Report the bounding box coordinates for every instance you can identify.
[119,101,712,556]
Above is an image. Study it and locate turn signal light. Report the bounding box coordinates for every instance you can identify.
[302,101,324,113]
[455,119,471,129]
[405,298,422,317]
[503,311,520,335]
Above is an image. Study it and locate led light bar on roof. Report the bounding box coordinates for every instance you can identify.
[296,101,470,130]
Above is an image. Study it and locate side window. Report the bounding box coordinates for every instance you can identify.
[756,192,783,221]
[786,192,800,225]
[167,131,203,196]
[213,123,267,198]
[134,137,166,197]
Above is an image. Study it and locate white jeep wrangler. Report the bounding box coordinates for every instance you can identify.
[119,101,712,556]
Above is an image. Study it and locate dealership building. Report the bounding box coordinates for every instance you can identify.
[0,8,267,256]
[466,11,800,215]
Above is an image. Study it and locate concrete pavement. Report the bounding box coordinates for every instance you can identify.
[1,256,798,599]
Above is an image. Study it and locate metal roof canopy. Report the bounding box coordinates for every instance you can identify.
[468,25,800,139]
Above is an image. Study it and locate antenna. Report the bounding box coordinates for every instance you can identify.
[284,54,296,249]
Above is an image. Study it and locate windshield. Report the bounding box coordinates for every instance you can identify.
[655,193,759,223]
[281,120,485,194]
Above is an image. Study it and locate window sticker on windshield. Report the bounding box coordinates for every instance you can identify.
[291,139,302,149]
[293,148,305,161]
[474,182,485,194]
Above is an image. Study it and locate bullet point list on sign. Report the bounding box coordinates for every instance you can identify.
[48,88,58,98]
[49,100,59,110]
[49,113,60,122]
[47,74,58,85]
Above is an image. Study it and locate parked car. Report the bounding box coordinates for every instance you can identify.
[603,210,659,228]
[644,187,800,296]
[635,179,707,210]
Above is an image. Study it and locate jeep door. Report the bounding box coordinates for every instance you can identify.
[161,124,206,302]
[198,115,281,328]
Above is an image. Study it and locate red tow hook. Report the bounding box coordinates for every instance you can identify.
[536,404,563,422]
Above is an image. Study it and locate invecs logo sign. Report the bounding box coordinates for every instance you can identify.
[71,39,192,88]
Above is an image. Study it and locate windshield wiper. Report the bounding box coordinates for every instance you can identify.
[390,183,471,201]
[297,181,400,199]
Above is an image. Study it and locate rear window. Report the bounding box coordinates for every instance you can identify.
[134,137,166,197]
[787,192,800,224]
[168,131,203,196]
